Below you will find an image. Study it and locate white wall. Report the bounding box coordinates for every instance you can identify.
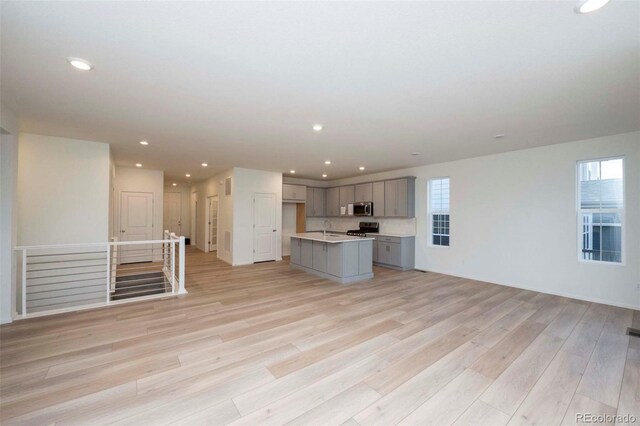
[232,168,283,266]
[17,134,110,245]
[1,103,19,323]
[109,149,116,240]
[192,169,234,264]
[192,167,282,266]
[330,131,640,309]
[163,184,191,238]
[114,166,164,241]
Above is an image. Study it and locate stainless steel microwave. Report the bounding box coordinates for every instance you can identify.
[350,202,373,216]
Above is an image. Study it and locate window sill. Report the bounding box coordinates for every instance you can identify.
[578,259,625,267]
[428,244,450,249]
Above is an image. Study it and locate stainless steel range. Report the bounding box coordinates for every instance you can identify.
[346,222,379,237]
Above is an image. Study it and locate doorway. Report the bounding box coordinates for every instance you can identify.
[253,192,277,262]
[164,192,181,236]
[207,196,218,253]
[119,191,154,263]
[190,191,197,246]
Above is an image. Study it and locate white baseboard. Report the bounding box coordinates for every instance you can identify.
[414,268,639,310]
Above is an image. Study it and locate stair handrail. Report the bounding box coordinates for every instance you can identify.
[14,232,187,319]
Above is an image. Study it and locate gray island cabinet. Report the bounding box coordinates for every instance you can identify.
[290,233,374,284]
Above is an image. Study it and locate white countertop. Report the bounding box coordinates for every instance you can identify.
[292,232,375,243]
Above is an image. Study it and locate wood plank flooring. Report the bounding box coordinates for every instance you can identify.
[1,247,638,425]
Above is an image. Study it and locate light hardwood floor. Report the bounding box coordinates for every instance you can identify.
[1,248,638,425]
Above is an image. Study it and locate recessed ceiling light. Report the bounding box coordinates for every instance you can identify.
[201,163,208,167]
[494,134,505,139]
[411,152,421,156]
[185,173,191,177]
[290,170,296,174]
[172,183,177,186]
[139,140,149,145]
[322,174,327,178]
[575,0,610,14]
[359,166,365,171]
[67,57,93,71]
[324,160,331,165]
[313,124,323,132]
[135,163,142,167]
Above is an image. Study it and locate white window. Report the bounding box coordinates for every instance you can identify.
[429,177,450,246]
[577,158,624,263]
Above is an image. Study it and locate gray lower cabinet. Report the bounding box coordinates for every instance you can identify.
[326,240,372,278]
[377,241,401,265]
[373,236,415,271]
[326,243,343,277]
[358,240,373,275]
[312,241,327,272]
[300,239,313,269]
[291,237,374,283]
[290,237,301,265]
[326,187,340,217]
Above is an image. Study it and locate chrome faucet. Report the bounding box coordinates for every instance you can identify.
[323,220,331,238]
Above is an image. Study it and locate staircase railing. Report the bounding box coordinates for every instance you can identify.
[13,230,186,319]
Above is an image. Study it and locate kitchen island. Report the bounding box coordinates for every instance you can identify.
[290,232,374,284]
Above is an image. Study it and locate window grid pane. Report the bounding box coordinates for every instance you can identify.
[430,177,450,247]
[578,159,623,264]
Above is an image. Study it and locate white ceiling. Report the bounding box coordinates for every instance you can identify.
[2,1,639,182]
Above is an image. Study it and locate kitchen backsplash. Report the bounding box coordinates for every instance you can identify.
[306,217,416,236]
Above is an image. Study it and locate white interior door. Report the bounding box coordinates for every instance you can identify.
[164,192,182,235]
[120,191,154,263]
[253,193,277,262]
[190,192,197,246]
[208,196,218,252]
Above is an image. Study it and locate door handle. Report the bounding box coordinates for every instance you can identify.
[273,229,276,232]
[120,230,125,233]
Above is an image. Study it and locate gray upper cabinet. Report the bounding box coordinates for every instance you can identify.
[384,178,415,218]
[326,187,340,217]
[313,188,325,216]
[282,184,306,202]
[354,183,373,202]
[306,187,313,209]
[339,185,355,208]
[306,187,326,217]
[300,176,415,218]
[372,181,385,217]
